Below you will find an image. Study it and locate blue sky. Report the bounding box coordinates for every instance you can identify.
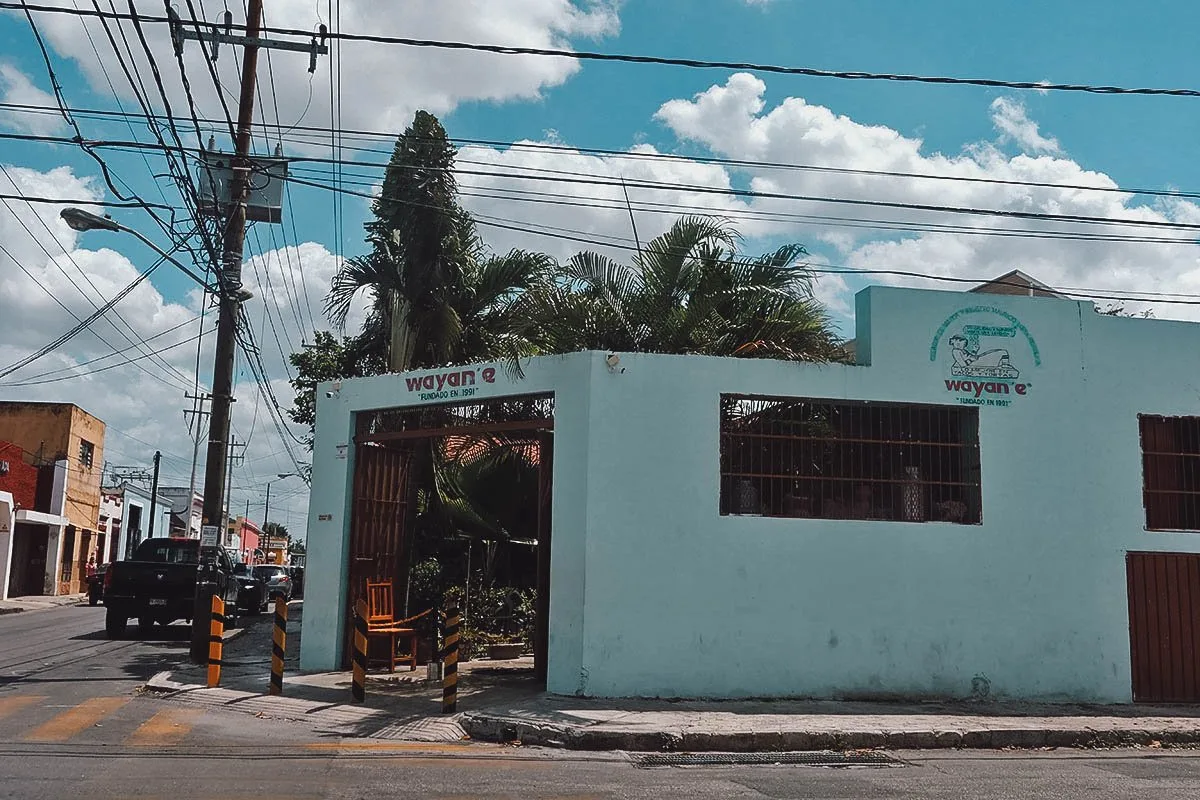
[2,0,1199,531]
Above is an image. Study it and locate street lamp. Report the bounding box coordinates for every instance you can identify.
[263,472,297,539]
[65,206,255,662]
[60,208,253,301]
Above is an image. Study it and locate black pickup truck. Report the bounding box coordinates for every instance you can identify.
[103,538,241,638]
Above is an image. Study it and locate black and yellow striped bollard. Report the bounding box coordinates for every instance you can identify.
[442,606,460,714]
[269,596,287,695]
[351,598,368,702]
[206,595,224,688]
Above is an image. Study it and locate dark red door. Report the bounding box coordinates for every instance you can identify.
[1127,552,1200,702]
[343,443,412,667]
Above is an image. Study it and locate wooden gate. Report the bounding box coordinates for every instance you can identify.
[343,443,412,667]
[1127,552,1200,702]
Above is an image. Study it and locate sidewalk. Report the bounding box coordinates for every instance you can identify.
[0,593,87,615]
[145,606,1200,751]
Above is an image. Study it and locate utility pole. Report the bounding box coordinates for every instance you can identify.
[183,391,211,515]
[224,434,246,535]
[147,451,162,538]
[168,0,327,663]
[189,0,264,664]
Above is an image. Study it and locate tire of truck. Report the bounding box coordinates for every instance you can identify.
[104,608,127,639]
[138,615,155,636]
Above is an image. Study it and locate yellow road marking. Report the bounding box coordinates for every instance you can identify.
[23,696,129,742]
[126,708,200,747]
[0,695,45,720]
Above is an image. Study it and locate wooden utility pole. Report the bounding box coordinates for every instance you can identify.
[167,0,326,663]
[190,0,264,663]
[147,451,162,538]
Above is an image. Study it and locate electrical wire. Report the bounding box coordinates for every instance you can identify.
[4,313,201,383]
[0,248,173,378]
[1,329,205,387]
[9,2,1200,98]
[280,172,1200,308]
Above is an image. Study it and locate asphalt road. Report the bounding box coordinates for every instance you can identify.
[3,604,1200,799]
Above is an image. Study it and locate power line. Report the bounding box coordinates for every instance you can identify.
[0,248,173,379]
[282,173,1200,308]
[0,182,198,392]
[1,314,201,384]
[9,2,1200,98]
[11,124,1199,238]
[9,107,1200,206]
[1,328,205,387]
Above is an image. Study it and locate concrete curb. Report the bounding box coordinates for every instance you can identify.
[459,712,1200,752]
[0,607,26,615]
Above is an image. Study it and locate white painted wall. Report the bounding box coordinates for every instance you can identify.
[0,491,13,601]
[303,285,1200,702]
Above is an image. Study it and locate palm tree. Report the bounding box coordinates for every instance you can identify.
[522,215,843,361]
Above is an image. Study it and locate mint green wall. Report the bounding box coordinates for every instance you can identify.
[303,287,1200,702]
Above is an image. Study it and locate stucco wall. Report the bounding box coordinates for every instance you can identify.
[0,404,105,532]
[303,286,1200,702]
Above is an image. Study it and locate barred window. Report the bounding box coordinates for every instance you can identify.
[78,439,94,469]
[1139,415,1200,531]
[719,395,982,524]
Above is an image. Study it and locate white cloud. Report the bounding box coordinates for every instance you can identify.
[0,63,66,135]
[648,74,1200,317]
[0,164,318,534]
[26,0,619,151]
[457,73,1200,326]
[989,96,1063,156]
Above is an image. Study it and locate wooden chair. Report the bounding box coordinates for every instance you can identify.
[364,580,418,672]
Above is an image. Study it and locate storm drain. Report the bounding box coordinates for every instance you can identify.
[635,751,903,768]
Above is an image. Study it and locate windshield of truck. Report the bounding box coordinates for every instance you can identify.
[253,566,286,580]
[132,539,199,564]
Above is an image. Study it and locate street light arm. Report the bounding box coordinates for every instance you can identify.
[60,207,222,295]
[117,222,217,293]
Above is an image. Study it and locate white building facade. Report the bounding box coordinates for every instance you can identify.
[301,285,1200,703]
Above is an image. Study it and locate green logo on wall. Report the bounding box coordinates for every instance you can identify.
[929,306,1040,407]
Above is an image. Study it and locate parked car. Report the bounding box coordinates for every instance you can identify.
[232,562,269,614]
[253,564,292,601]
[86,564,108,606]
[102,538,241,638]
[288,566,304,599]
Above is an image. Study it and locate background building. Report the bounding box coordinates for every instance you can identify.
[225,515,261,563]
[155,486,202,538]
[0,403,105,596]
[99,484,173,563]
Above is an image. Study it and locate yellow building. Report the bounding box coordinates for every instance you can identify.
[0,402,105,595]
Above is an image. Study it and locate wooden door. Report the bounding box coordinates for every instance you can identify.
[343,443,412,667]
[1127,552,1200,702]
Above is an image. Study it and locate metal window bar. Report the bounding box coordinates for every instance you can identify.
[720,395,982,524]
[1139,414,1200,531]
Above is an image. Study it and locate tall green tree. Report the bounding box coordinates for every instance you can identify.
[324,110,551,373]
[287,330,384,450]
[521,215,843,361]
